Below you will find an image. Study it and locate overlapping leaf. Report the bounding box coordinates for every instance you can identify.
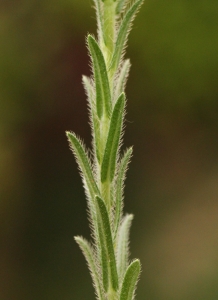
[116,214,133,280]
[116,0,129,14]
[75,236,104,300]
[114,59,131,103]
[113,147,133,239]
[96,196,119,292]
[67,132,99,200]
[109,0,144,75]
[82,76,101,163]
[88,35,111,119]
[101,93,125,183]
[119,259,141,300]
[93,0,104,42]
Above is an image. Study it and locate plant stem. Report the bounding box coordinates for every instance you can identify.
[68,1,144,299]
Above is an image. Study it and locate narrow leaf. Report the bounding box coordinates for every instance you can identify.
[66,132,100,200]
[101,0,117,59]
[119,259,141,300]
[93,0,104,42]
[113,147,133,239]
[116,214,133,280]
[82,76,101,163]
[114,59,131,103]
[101,93,125,183]
[98,222,109,292]
[74,236,104,300]
[109,0,144,74]
[96,196,119,291]
[82,75,95,106]
[88,35,111,119]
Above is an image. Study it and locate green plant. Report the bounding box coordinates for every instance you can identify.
[66,0,144,299]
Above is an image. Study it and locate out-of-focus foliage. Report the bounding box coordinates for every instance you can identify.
[0,0,218,299]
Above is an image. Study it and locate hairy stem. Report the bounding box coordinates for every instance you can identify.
[68,1,144,299]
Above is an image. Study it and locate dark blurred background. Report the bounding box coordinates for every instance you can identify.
[1,0,218,299]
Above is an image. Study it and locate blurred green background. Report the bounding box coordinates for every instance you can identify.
[1,0,218,299]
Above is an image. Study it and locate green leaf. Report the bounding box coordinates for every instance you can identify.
[119,259,141,300]
[96,196,119,292]
[88,35,112,119]
[93,0,104,42]
[101,93,125,183]
[114,59,131,103]
[99,224,109,292]
[116,214,133,280]
[66,132,100,200]
[74,236,104,300]
[113,147,133,239]
[82,75,95,106]
[116,0,129,14]
[101,0,117,60]
[109,0,144,74]
[82,76,101,163]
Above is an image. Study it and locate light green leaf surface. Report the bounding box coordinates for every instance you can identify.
[101,93,125,183]
[102,0,117,60]
[113,147,133,239]
[82,76,101,163]
[116,214,133,280]
[96,196,119,292]
[88,35,112,119]
[98,221,109,292]
[82,75,94,103]
[93,0,104,42]
[116,0,129,14]
[74,236,104,300]
[109,0,144,74]
[66,132,99,199]
[114,59,131,103]
[119,259,141,300]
